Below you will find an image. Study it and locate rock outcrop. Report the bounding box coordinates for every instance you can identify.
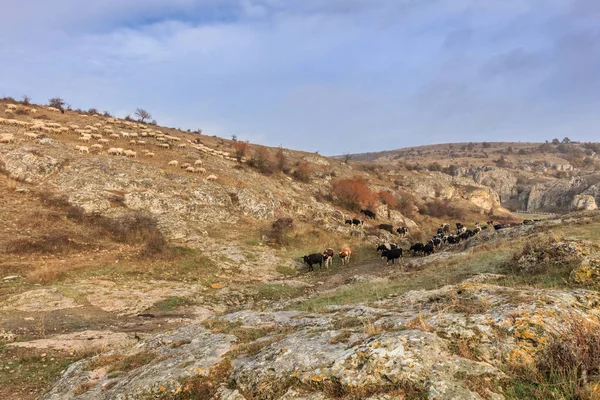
[43,282,600,399]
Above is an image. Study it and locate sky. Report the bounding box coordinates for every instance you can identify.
[1,0,599,155]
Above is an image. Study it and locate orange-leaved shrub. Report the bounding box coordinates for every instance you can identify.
[331,177,377,211]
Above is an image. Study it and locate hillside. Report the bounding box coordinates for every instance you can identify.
[344,141,600,213]
[1,100,600,400]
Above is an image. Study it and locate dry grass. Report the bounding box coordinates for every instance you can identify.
[404,314,436,333]
[504,315,600,399]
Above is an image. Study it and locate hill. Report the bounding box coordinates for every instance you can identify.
[343,141,600,213]
[1,99,600,399]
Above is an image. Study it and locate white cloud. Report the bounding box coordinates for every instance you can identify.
[0,0,599,154]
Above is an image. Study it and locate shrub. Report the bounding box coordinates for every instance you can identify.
[3,233,75,254]
[247,147,274,174]
[293,161,312,182]
[269,217,294,245]
[135,108,152,123]
[48,97,65,109]
[378,191,398,208]
[419,199,466,220]
[22,95,31,105]
[87,108,99,115]
[427,162,442,172]
[529,315,600,399]
[331,177,377,211]
[275,147,289,173]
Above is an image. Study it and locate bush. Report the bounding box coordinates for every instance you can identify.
[378,191,398,208]
[275,147,289,173]
[3,233,75,254]
[247,147,274,174]
[331,177,377,211]
[48,97,65,109]
[269,217,294,245]
[87,108,99,115]
[530,316,600,399]
[427,162,442,172]
[293,162,312,182]
[419,199,466,220]
[22,95,31,105]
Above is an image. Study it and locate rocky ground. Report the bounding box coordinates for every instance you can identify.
[2,102,600,399]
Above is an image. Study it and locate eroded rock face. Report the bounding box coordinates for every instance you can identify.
[43,325,236,400]
[0,147,65,183]
[571,194,598,211]
[44,283,600,399]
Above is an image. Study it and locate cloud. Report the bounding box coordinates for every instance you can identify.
[1,0,599,154]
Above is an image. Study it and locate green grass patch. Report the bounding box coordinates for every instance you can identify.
[153,296,193,312]
[0,346,89,399]
[275,265,297,276]
[295,245,512,311]
[244,239,261,246]
[257,284,307,301]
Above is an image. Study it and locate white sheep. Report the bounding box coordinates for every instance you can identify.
[180,162,192,169]
[186,166,196,173]
[76,145,89,154]
[92,133,103,139]
[136,140,146,145]
[144,152,155,157]
[98,139,110,144]
[168,160,179,167]
[4,109,14,115]
[29,109,37,114]
[23,132,39,140]
[47,107,60,113]
[177,144,186,148]
[194,159,203,166]
[158,143,170,149]
[0,134,15,143]
[107,147,124,155]
[109,133,120,139]
[90,144,103,151]
[130,140,137,145]
[206,174,217,181]
[79,135,91,142]
[124,150,137,158]
[6,104,17,110]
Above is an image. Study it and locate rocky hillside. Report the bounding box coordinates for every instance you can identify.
[345,141,600,213]
[1,100,600,400]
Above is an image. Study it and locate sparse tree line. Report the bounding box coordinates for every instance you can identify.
[1,95,160,126]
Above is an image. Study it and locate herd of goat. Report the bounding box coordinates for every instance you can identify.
[303,218,540,271]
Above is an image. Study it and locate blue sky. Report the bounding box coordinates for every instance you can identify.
[1,0,599,155]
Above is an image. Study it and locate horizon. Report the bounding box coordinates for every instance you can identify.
[1,1,599,156]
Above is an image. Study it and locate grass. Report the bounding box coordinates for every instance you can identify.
[295,244,512,311]
[0,346,93,400]
[85,351,157,374]
[256,283,307,301]
[275,265,297,276]
[153,296,193,312]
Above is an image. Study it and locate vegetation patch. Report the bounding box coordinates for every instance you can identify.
[85,351,157,374]
[256,284,307,301]
[153,296,193,312]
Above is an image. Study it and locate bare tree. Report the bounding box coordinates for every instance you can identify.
[342,153,352,164]
[22,95,31,105]
[135,108,152,123]
[48,97,65,109]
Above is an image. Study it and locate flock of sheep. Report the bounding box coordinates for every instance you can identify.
[0,104,233,182]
